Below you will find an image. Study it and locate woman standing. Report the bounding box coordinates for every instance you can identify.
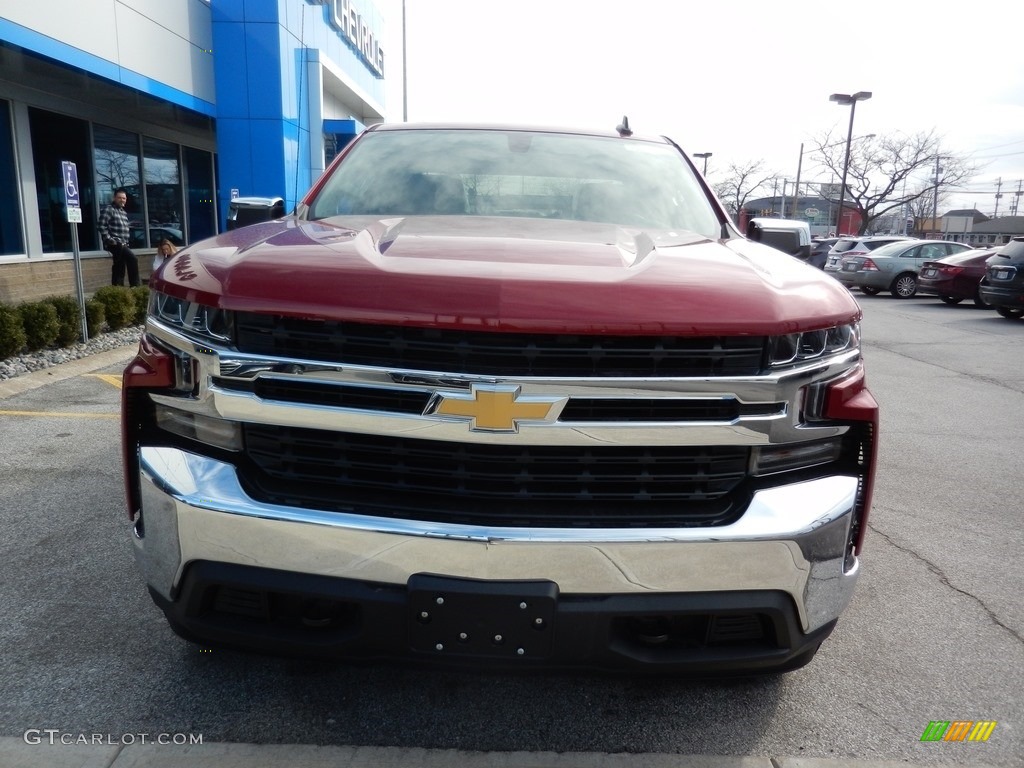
[152,238,178,276]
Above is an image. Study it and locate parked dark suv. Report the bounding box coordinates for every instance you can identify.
[978,237,1024,319]
[808,237,840,269]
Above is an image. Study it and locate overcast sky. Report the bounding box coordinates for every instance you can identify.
[373,0,1024,216]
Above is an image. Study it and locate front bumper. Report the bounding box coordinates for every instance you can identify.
[133,446,860,672]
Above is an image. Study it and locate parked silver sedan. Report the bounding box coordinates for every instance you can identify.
[833,239,972,298]
[823,235,916,273]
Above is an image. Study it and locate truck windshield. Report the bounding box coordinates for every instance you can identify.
[307,128,721,237]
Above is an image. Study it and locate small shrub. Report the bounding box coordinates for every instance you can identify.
[0,303,27,358]
[43,295,82,346]
[17,301,60,352]
[92,286,136,331]
[129,285,150,326]
[85,299,105,338]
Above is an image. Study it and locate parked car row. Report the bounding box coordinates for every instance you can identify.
[828,239,972,298]
[815,232,1024,321]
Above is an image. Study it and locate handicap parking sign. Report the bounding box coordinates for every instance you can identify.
[62,160,82,223]
[62,161,80,208]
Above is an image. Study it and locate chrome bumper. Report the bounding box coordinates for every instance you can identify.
[134,446,860,634]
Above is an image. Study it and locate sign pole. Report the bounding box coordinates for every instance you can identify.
[70,224,88,343]
[62,160,88,343]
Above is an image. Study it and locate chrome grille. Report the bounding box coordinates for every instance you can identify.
[214,377,785,423]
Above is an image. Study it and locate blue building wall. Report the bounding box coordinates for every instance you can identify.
[211,0,386,221]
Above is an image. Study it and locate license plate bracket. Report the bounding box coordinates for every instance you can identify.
[407,573,557,659]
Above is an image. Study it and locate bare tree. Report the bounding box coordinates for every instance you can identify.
[904,191,930,236]
[812,129,976,235]
[710,160,778,221]
[95,149,140,192]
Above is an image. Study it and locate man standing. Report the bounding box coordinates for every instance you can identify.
[98,188,140,287]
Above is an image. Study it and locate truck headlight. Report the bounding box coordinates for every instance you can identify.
[150,291,234,346]
[769,323,859,367]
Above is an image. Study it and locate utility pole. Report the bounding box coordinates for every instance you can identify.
[900,175,909,235]
[791,143,804,220]
[994,177,1002,217]
[828,173,836,234]
[1012,180,1023,217]
[931,157,942,238]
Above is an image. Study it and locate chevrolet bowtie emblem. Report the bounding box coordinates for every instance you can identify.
[431,385,562,432]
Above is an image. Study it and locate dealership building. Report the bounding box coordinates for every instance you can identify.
[0,0,388,304]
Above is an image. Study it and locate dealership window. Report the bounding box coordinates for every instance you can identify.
[184,146,216,243]
[25,107,215,255]
[0,100,24,256]
[143,137,184,248]
[29,107,96,253]
[93,124,143,249]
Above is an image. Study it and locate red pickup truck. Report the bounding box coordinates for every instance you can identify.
[122,122,878,674]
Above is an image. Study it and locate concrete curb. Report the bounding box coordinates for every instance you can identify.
[0,345,137,401]
[0,739,977,768]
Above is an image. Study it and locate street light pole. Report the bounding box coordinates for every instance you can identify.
[793,134,874,233]
[829,91,872,236]
[931,156,943,238]
[693,152,712,175]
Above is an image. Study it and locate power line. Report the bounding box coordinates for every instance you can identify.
[969,138,1024,152]
[971,150,1024,160]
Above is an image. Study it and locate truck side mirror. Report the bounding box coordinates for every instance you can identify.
[227,196,286,231]
[747,218,812,261]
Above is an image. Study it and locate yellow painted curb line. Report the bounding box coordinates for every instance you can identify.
[85,373,124,389]
[0,345,136,400]
[0,410,118,419]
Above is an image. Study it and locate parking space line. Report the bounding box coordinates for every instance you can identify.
[0,410,118,419]
[85,373,123,389]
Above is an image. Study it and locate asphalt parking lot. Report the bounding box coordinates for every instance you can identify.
[0,297,1020,768]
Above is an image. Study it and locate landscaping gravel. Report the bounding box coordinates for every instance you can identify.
[0,325,142,382]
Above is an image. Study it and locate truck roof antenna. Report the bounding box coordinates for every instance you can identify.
[616,116,632,137]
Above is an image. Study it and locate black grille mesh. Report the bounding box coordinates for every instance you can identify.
[234,314,767,377]
[240,425,750,528]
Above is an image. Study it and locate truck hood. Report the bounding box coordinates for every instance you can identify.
[154,216,861,335]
